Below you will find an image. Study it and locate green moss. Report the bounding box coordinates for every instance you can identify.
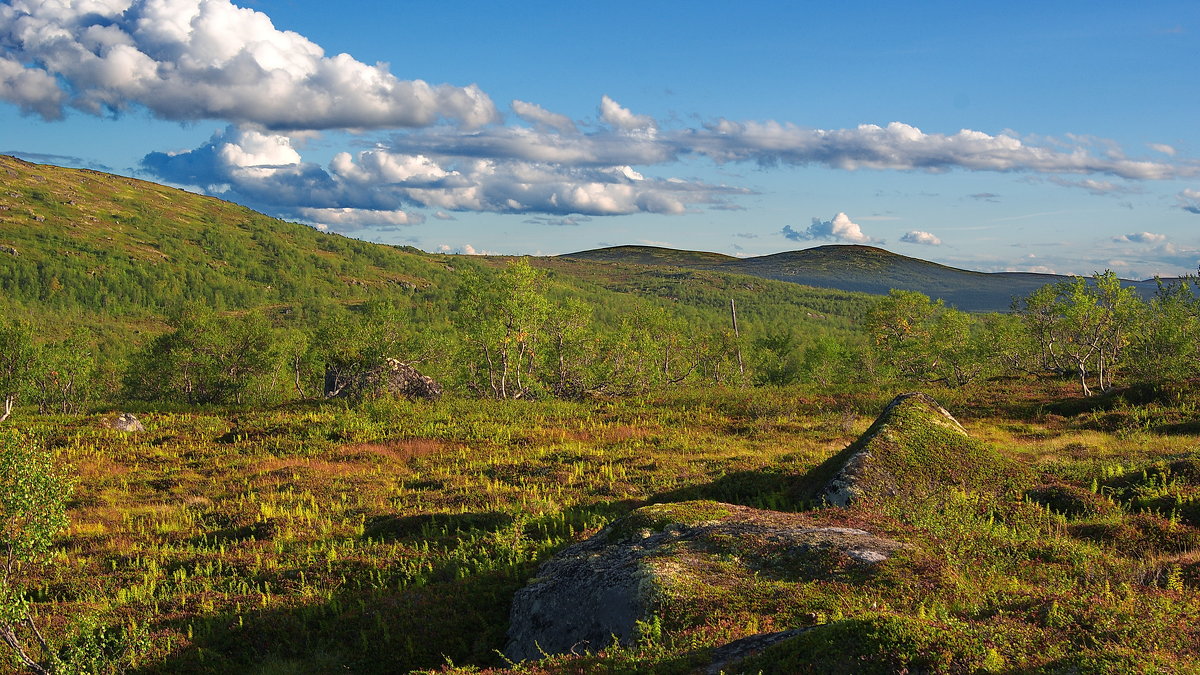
[1069,513,1200,555]
[605,500,733,542]
[736,614,1002,674]
[1025,483,1121,520]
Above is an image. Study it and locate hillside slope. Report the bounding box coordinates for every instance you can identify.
[0,156,870,337]
[564,244,1167,312]
[0,154,455,315]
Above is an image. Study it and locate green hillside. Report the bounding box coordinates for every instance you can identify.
[564,244,1167,312]
[0,154,456,317]
[0,155,870,340]
[552,244,737,268]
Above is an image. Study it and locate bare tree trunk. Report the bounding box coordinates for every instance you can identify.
[483,344,498,397]
[0,622,51,675]
[293,356,308,399]
[0,395,13,423]
[1077,361,1091,397]
[556,334,567,395]
[498,349,509,399]
[730,299,745,378]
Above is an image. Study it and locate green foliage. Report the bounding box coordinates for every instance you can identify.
[1126,278,1200,384]
[0,430,71,674]
[0,431,69,620]
[125,306,284,405]
[1018,271,1143,396]
[454,259,552,399]
[750,331,802,385]
[0,321,37,421]
[30,330,98,415]
[864,290,999,387]
[309,299,443,399]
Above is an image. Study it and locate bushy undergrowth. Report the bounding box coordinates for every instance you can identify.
[5,381,1200,673]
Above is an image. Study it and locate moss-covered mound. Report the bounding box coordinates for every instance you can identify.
[1025,483,1121,520]
[802,392,1025,507]
[1069,512,1200,556]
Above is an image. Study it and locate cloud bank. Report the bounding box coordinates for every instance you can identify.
[0,0,496,128]
[1113,232,1167,244]
[3,0,1194,228]
[142,123,751,227]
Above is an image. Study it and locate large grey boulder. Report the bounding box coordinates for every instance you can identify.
[504,500,904,662]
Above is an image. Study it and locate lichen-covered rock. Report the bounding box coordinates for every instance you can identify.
[100,412,145,432]
[504,500,904,662]
[804,392,1020,507]
[324,358,442,401]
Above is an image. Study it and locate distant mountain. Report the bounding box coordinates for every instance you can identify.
[563,244,1171,312]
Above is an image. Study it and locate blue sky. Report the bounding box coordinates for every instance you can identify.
[2,0,1197,277]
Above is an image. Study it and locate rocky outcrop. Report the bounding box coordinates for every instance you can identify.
[505,394,1023,668]
[504,500,904,662]
[323,358,442,401]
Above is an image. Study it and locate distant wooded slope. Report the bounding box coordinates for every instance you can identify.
[563,244,1171,312]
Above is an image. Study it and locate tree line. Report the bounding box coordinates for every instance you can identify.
[864,270,1200,396]
[2,263,1195,418]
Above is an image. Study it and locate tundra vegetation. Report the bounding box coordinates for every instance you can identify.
[4,157,1200,672]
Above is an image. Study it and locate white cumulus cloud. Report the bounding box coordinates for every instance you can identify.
[0,0,497,129]
[782,213,877,244]
[140,124,750,220]
[599,95,656,131]
[900,231,942,245]
[296,207,423,231]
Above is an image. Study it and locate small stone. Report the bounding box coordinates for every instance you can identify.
[106,413,145,432]
[847,549,889,565]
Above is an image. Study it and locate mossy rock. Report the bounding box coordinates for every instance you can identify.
[801,393,1026,507]
[505,501,906,663]
[733,613,1004,674]
[604,500,734,542]
[1025,483,1121,520]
